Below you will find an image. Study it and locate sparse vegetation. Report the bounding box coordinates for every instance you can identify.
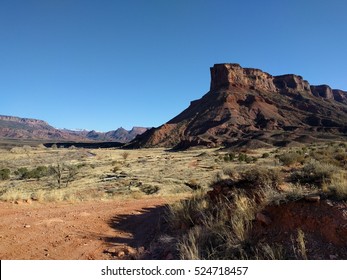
[262,152,270,158]
[238,166,282,188]
[1,141,347,260]
[184,179,202,191]
[121,151,130,161]
[294,229,307,260]
[0,168,10,180]
[165,143,347,259]
[291,161,337,187]
[140,185,160,195]
[167,189,291,260]
[50,163,79,188]
[277,151,305,166]
[14,166,51,180]
[223,152,235,162]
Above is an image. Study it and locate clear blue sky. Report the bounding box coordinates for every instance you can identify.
[1,0,346,131]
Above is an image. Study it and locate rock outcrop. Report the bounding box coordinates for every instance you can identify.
[210,63,345,102]
[129,63,347,149]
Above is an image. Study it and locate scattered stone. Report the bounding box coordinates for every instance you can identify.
[117,251,125,258]
[24,224,31,228]
[125,247,137,255]
[25,199,32,204]
[105,248,117,254]
[256,212,272,226]
[325,200,334,207]
[305,194,320,202]
[14,200,22,205]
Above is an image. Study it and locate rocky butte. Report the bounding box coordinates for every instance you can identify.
[128,63,347,149]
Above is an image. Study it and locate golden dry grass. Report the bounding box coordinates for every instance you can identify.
[1,141,346,204]
[0,146,240,202]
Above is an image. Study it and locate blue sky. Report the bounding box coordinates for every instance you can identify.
[1,0,346,131]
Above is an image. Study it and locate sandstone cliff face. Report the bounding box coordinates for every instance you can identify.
[311,85,334,99]
[210,64,346,102]
[210,64,277,92]
[129,63,347,149]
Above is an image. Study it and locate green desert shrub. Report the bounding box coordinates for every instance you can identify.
[14,166,51,180]
[290,161,336,187]
[0,168,10,180]
[140,185,160,195]
[277,152,305,166]
[30,166,50,179]
[237,153,256,164]
[262,152,270,158]
[14,167,30,179]
[223,152,236,162]
[238,153,247,162]
[239,166,282,188]
[334,152,347,167]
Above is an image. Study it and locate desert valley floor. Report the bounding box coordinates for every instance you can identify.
[1,143,347,259]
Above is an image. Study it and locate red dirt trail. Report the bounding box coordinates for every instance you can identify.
[0,197,174,260]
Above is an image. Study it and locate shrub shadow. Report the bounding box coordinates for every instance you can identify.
[104,205,168,249]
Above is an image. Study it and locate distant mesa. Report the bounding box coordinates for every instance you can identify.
[0,115,148,143]
[128,63,347,149]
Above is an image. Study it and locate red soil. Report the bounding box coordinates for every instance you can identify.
[0,197,174,260]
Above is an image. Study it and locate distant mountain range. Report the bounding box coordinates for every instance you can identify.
[0,115,148,143]
[128,63,347,149]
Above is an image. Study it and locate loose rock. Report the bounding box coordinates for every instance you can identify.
[305,194,320,202]
[256,212,272,226]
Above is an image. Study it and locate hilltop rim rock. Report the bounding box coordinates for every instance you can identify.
[210,63,347,103]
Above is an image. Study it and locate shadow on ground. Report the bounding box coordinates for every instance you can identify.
[104,205,170,258]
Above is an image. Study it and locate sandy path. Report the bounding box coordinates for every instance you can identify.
[0,197,174,260]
